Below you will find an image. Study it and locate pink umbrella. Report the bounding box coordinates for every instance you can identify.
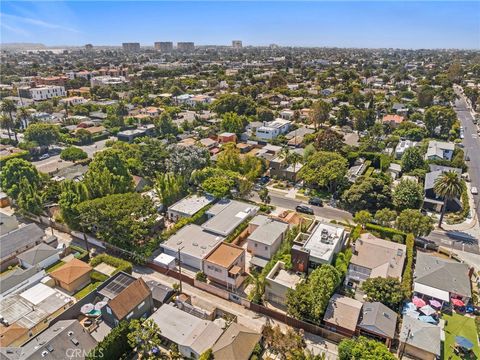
[451,298,465,307]
[429,299,442,308]
[412,296,427,308]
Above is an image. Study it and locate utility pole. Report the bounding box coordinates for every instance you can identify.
[399,328,411,360]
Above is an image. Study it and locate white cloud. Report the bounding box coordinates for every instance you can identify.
[1,22,30,37]
[0,12,81,33]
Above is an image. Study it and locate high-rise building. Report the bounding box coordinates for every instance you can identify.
[232,40,243,49]
[154,42,173,53]
[85,44,93,51]
[177,42,195,52]
[122,42,140,52]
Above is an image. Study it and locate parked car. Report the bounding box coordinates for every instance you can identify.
[39,153,50,160]
[296,204,314,215]
[471,187,478,195]
[308,197,323,206]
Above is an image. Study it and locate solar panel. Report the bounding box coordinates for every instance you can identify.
[99,273,135,299]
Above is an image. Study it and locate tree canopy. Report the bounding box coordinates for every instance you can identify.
[60,147,88,162]
[338,336,396,360]
[24,123,60,146]
[1,158,42,199]
[210,93,256,116]
[396,209,434,237]
[392,179,424,211]
[361,277,404,310]
[342,176,392,213]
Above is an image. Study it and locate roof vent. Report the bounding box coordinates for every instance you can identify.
[41,351,49,357]
[67,331,74,337]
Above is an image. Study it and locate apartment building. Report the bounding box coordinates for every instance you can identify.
[177,42,195,52]
[27,86,66,101]
[122,42,140,52]
[155,41,174,52]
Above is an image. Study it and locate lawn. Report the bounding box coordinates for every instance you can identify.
[45,260,65,273]
[74,281,103,300]
[443,313,480,360]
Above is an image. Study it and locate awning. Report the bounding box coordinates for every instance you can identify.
[229,265,242,275]
[250,256,269,268]
[414,282,449,302]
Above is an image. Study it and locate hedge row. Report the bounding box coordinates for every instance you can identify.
[447,181,470,224]
[86,320,132,360]
[224,217,250,243]
[89,254,133,274]
[402,234,415,298]
[365,223,406,243]
[0,150,29,166]
[160,204,212,241]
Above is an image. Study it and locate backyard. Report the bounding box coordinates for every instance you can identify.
[443,313,480,360]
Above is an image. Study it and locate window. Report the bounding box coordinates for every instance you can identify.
[106,306,112,315]
[254,243,258,248]
[127,311,133,319]
[264,246,268,250]
[137,301,145,310]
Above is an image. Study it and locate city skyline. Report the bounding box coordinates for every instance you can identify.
[1,1,479,50]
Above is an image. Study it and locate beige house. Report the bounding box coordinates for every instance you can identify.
[50,258,92,294]
[203,243,246,290]
[265,261,303,306]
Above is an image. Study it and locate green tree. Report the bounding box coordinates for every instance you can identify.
[424,106,457,138]
[342,177,392,213]
[216,142,242,172]
[401,146,425,173]
[299,151,348,192]
[361,277,404,310]
[60,147,88,162]
[83,148,133,198]
[1,99,18,142]
[75,128,93,145]
[417,85,435,108]
[202,175,235,198]
[77,193,157,252]
[1,158,42,199]
[315,128,344,152]
[198,349,214,360]
[155,112,178,137]
[59,180,90,229]
[17,178,43,215]
[154,172,186,207]
[310,100,331,130]
[210,93,256,116]
[354,210,372,229]
[263,324,306,359]
[86,321,132,360]
[221,112,246,134]
[259,187,271,204]
[396,209,434,237]
[393,179,424,211]
[257,107,274,122]
[24,123,60,147]
[433,170,463,227]
[338,336,396,360]
[374,209,397,227]
[286,265,340,323]
[128,319,165,360]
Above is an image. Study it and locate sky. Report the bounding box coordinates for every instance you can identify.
[1,1,479,49]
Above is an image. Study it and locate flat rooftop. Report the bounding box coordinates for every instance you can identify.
[168,194,214,217]
[202,200,259,237]
[303,222,345,262]
[204,242,243,268]
[161,224,224,259]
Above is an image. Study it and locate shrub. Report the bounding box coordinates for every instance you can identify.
[401,233,415,298]
[60,146,88,162]
[91,271,109,282]
[365,223,406,243]
[86,321,132,360]
[224,217,250,243]
[90,254,133,274]
[195,271,207,282]
[160,204,212,240]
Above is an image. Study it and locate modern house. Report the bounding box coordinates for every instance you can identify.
[423,165,462,213]
[255,118,291,140]
[201,200,259,238]
[0,223,47,271]
[16,243,60,270]
[203,243,246,290]
[100,274,153,327]
[161,224,224,270]
[395,140,417,159]
[149,304,223,359]
[247,215,289,264]
[167,194,214,222]
[269,155,303,182]
[50,258,93,294]
[323,294,363,337]
[425,140,455,161]
[399,316,442,360]
[0,320,97,360]
[413,252,471,307]
[345,233,406,288]
[265,261,303,306]
[211,323,262,360]
[357,302,398,347]
[291,222,346,272]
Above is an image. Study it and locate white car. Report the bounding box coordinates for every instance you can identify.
[471,187,478,195]
[39,153,50,160]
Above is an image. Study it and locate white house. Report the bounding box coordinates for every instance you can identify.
[16,243,60,270]
[29,86,66,101]
[256,118,292,140]
[265,261,303,306]
[425,140,455,161]
[167,194,214,222]
[247,215,289,261]
[60,96,87,106]
[395,140,417,159]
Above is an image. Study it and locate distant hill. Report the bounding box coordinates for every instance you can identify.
[1,43,47,50]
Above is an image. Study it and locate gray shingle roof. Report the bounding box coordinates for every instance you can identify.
[358,302,397,339]
[16,243,58,266]
[0,267,43,295]
[0,224,45,260]
[399,316,441,356]
[414,252,471,298]
[424,166,461,190]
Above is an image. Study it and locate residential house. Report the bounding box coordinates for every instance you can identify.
[256,119,291,140]
[423,165,462,212]
[413,252,471,307]
[280,109,295,120]
[395,140,417,159]
[212,323,262,360]
[161,224,224,270]
[291,222,346,272]
[201,200,259,238]
[357,302,398,347]
[247,215,289,265]
[345,233,406,289]
[425,140,455,161]
[269,155,303,182]
[0,320,97,360]
[347,158,368,183]
[16,243,60,270]
[382,114,405,127]
[0,223,46,271]
[218,132,237,144]
[399,316,442,360]
[323,294,363,337]
[149,303,223,359]
[0,213,19,234]
[60,96,87,106]
[50,258,92,294]
[100,274,153,327]
[167,194,214,222]
[265,261,303,306]
[146,280,175,308]
[116,124,155,142]
[203,242,246,290]
[0,267,46,300]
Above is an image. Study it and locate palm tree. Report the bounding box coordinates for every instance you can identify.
[0,114,12,140]
[17,108,30,129]
[433,171,463,228]
[1,99,17,142]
